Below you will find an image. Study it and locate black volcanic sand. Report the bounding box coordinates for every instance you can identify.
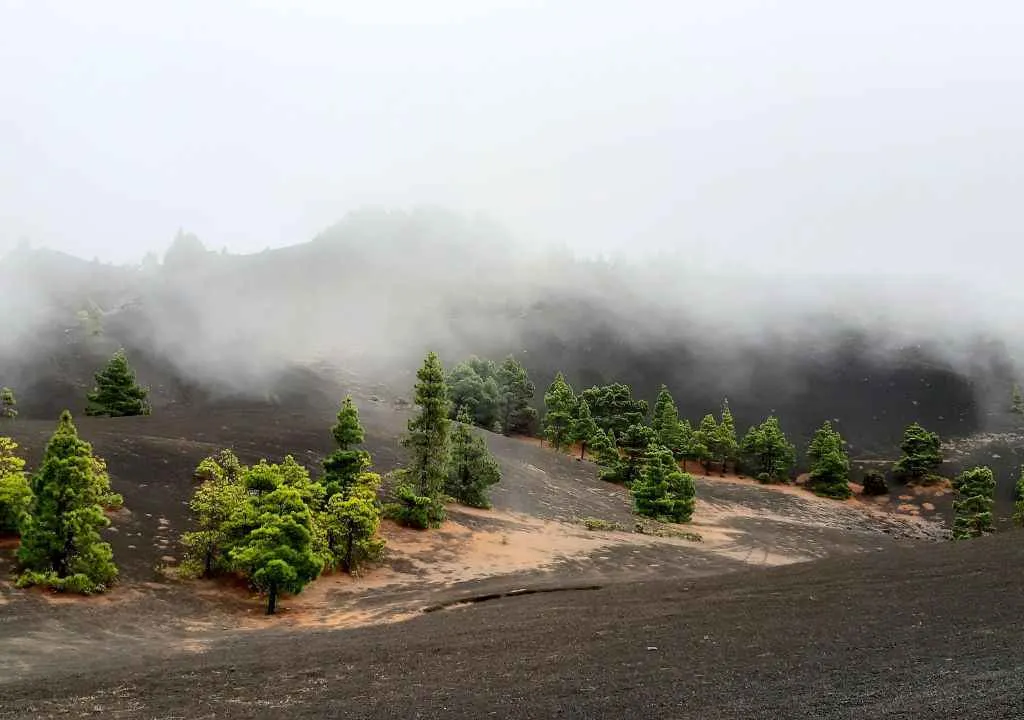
[2,534,1022,719]
[0,396,947,703]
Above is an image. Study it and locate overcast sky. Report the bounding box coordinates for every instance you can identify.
[1,0,1022,275]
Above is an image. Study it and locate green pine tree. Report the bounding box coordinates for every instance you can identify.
[806,421,852,499]
[392,351,450,529]
[0,387,17,419]
[322,473,384,574]
[714,400,739,472]
[230,483,323,614]
[447,408,502,508]
[17,411,118,593]
[740,416,796,484]
[603,423,657,486]
[447,357,501,429]
[651,386,685,460]
[0,437,31,534]
[322,396,371,501]
[496,356,537,435]
[951,465,995,540]
[542,372,576,451]
[85,349,151,417]
[180,452,248,577]
[892,423,943,484]
[571,398,600,460]
[1013,385,1024,415]
[590,428,620,474]
[580,383,649,438]
[697,414,719,472]
[631,444,696,523]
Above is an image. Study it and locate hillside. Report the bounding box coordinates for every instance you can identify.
[3,210,1022,458]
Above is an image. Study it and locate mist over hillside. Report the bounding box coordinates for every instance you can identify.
[1,207,1020,456]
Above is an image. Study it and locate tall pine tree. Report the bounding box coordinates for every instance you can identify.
[571,398,600,460]
[893,423,943,483]
[322,396,371,501]
[543,372,576,451]
[952,465,995,540]
[17,411,118,593]
[714,400,738,472]
[496,355,537,435]
[740,416,796,484]
[85,349,151,417]
[322,473,384,575]
[392,351,450,529]
[806,420,852,499]
[447,408,502,508]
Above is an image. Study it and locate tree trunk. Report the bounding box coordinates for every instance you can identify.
[344,524,354,574]
[204,548,213,577]
[267,584,278,615]
[579,443,586,461]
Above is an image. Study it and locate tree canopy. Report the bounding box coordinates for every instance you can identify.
[806,421,851,499]
[322,396,371,501]
[631,444,696,523]
[0,437,31,534]
[542,372,576,451]
[85,349,151,417]
[391,351,450,529]
[579,383,648,438]
[447,408,502,508]
[951,465,995,540]
[0,387,16,419]
[893,423,942,483]
[17,411,118,593]
[571,398,600,460]
[740,416,796,484]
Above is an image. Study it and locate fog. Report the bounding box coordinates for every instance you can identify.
[3,1,1024,274]
[2,2,1024,447]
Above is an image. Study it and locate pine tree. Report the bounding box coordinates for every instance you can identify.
[697,414,719,472]
[322,473,384,574]
[542,372,576,451]
[17,411,118,593]
[322,396,371,501]
[631,445,696,523]
[603,423,657,486]
[496,356,537,435]
[1013,385,1024,415]
[571,398,600,460]
[951,465,995,540]
[893,423,943,484]
[714,400,739,472]
[181,452,247,577]
[447,357,501,429]
[85,349,151,417]
[580,383,649,438]
[0,437,31,534]
[230,484,323,614]
[739,416,796,484]
[0,387,17,419]
[806,421,852,499]
[678,418,704,471]
[447,408,502,508]
[590,429,620,478]
[393,352,450,529]
[807,420,843,466]
[650,386,685,459]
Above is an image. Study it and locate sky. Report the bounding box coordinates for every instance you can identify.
[2,0,1023,275]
